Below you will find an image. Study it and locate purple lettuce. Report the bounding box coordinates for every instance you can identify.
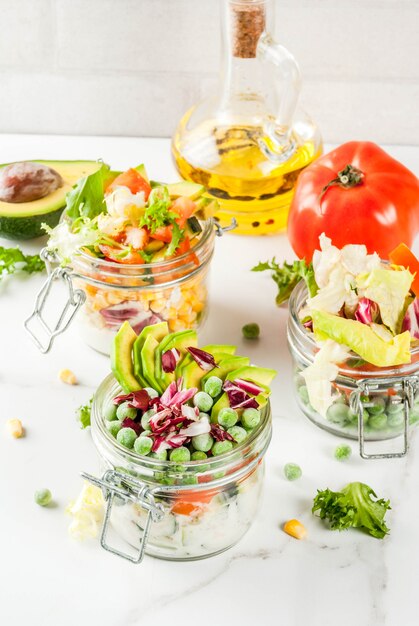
[186,347,217,371]
[355,298,379,325]
[161,348,181,373]
[402,299,419,339]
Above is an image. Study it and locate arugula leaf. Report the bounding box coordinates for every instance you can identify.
[0,246,45,278]
[76,396,93,429]
[66,163,109,221]
[252,258,318,306]
[312,482,391,539]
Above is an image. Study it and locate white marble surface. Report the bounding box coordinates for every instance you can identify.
[0,136,418,626]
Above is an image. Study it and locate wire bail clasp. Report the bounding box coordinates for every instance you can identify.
[214,218,237,236]
[24,249,86,353]
[81,469,164,564]
[350,376,418,460]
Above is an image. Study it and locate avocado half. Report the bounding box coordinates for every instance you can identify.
[0,160,104,240]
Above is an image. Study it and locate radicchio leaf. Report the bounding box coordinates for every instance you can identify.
[132,314,162,335]
[186,347,217,371]
[233,378,264,396]
[100,304,141,321]
[161,348,181,373]
[181,404,200,420]
[355,298,379,325]
[223,380,259,410]
[113,389,150,411]
[120,418,142,435]
[160,381,178,407]
[210,423,235,442]
[179,414,211,437]
[402,298,419,339]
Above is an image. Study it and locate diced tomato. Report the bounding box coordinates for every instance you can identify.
[171,489,215,516]
[171,196,196,227]
[152,224,173,243]
[99,245,145,265]
[175,236,199,266]
[106,168,151,200]
[124,226,149,250]
[389,243,419,296]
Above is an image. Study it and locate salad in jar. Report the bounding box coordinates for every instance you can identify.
[42,163,218,354]
[285,235,419,439]
[85,320,276,561]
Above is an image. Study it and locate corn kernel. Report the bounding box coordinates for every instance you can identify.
[283,519,307,540]
[6,418,24,438]
[191,300,205,313]
[169,319,187,332]
[150,299,166,314]
[59,369,78,385]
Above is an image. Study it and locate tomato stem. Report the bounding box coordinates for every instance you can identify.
[320,164,365,205]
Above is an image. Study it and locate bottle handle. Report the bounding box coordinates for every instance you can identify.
[257,32,301,162]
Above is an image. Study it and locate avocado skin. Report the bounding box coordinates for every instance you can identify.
[0,206,63,240]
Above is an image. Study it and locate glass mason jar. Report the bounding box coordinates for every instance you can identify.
[287,281,419,459]
[83,375,272,563]
[172,0,322,236]
[25,218,217,355]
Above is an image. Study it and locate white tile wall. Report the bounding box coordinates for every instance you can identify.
[0,0,417,143]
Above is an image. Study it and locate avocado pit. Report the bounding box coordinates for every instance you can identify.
[0,161,63,203]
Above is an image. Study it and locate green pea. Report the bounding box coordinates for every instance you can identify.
[326,403,350,425]
[103,402,118,421]
[169,447,191,462]
[106,420,122,437]
[298,385,310,404]
[141,409,155,430]
[241,408,260,429]
[212,440,233,456]
[367,397,386,416]
[182,475,198,486]
[334,444,352,461]
[242,323,260,339]
[227,425,247,444]
[116,427,137,449]
[34,488,52,507]
[283,463,302,481]
[193,391,213,412]
[139,429,152,437]
[116,402,137,421]
[150,449,168,461]
[134,436,153,456]
[218,407,238,429]
[204,376,223,398]
[191,451,208,461]
[348,408,369,424]
[387,411,404,429]
[192,433,214,452]
[369,413,388,431]
[410,407,419,424]
[387,402,403,415]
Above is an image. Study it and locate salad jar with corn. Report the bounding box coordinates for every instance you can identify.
[25,163,226,355]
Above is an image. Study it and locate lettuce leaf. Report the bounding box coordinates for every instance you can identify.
[356,267,413,335]
[312,309,411,367]
[66,163,110,221]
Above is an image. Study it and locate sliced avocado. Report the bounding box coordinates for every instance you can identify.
[141,335,163,393]
[195,196,218,220]
[166,181,204,200]
[0,159,104,240]
[202,356,250,384]
[211,393,231,423]
[111,322,141,393]
[133,322,169,387]
[156,329,198,388]
[226,366,277,387]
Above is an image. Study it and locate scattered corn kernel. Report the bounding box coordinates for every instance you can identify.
[6,418,24,438]
[59,369,78,385]
[283,519,307,540]
[150,299,166,313]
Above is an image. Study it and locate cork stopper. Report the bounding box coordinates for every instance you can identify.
[230,1,266,59]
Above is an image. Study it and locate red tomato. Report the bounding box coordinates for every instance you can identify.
[152,224,173,243]
[99,245,145,265]
[171,196,196,227]
[106,168,151,200]
[287,142,419,261]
